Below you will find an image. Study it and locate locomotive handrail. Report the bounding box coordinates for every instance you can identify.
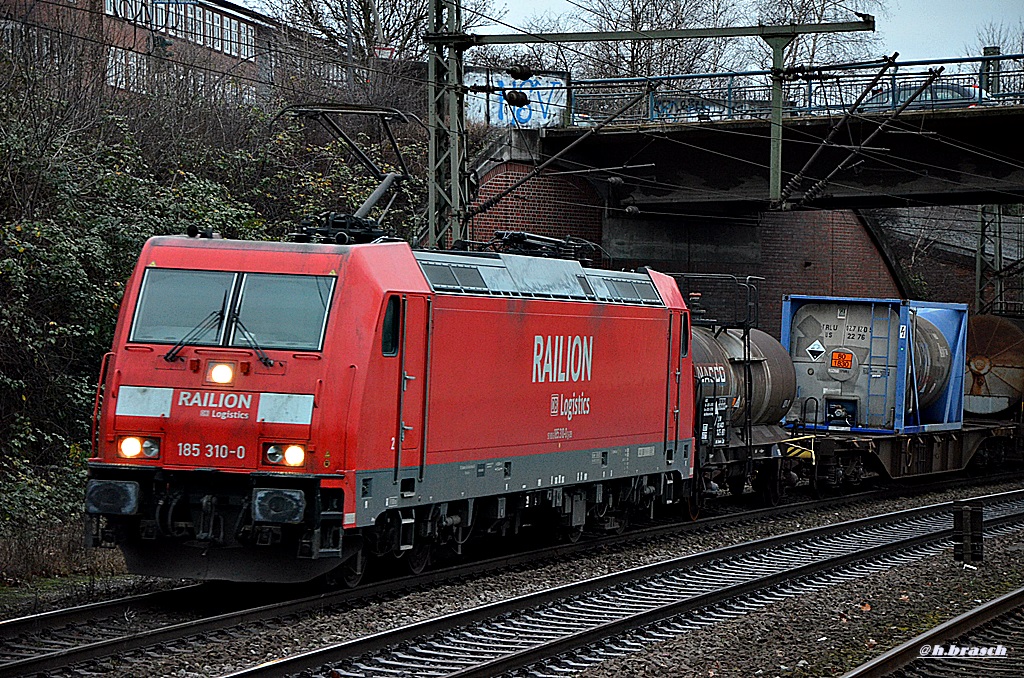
[90,352,115,455]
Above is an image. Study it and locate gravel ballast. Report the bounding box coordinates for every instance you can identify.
[4,480,1023,676]
[578,531,1024,678]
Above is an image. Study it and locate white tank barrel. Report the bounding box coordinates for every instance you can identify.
[691,326,796,426]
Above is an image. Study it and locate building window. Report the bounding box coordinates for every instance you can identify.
[106,47,125,88]
[239,23,250,58]
[106,46,147,93]
[224,16,233,55]
[213,14,221,52]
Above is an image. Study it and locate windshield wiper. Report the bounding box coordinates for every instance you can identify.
[163,308,223,362]
[232,316,274,367]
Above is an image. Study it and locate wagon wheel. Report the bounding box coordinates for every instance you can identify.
[754,460,781,507]
[727,475,746,498]
[808,468,822,500]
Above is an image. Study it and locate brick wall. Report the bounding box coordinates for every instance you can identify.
[467,162,603,246]
[757,211,902,334]
[885,239,977,307]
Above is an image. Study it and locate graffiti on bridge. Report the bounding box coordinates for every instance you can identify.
[465,69,570,128]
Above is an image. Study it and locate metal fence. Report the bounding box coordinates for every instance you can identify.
[570,53,1024,126]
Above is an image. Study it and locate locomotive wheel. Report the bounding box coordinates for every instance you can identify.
[563,524,585,543]
[686,493,701,521]
[339,558,366,588]
[326,550,366,589]
[405,542,431,575]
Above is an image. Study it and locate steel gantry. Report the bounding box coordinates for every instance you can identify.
[422,6,875,247]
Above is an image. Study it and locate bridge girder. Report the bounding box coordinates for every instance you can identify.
[538,105,1024,213]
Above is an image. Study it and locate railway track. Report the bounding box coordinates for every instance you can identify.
[0,582,315,677]
[1,475,1019,677]
[220,488,1024,678]
[842,582,1024,677]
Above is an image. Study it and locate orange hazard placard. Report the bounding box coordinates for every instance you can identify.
[831,351,854,369]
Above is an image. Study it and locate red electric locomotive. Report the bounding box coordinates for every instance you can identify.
[86,237,696,582]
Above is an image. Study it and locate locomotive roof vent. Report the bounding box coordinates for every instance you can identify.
[414,251,664,306]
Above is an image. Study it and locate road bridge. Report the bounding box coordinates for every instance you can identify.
[467,54,1024,328]
[539,103,1024,213]
[492,54,1024,215]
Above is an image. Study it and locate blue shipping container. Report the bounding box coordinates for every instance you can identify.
[780,295,967,434]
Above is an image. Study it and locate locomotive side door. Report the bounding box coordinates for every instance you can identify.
[665,311,684,461]
[394,294,429,485]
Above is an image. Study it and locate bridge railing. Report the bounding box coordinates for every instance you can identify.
[570,53,1024,126]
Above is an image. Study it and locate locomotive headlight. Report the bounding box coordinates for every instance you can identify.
[142,438,160,458]
[283,445,305,466]
[119,437,143,458]
[118,436,160,459]
[207,362,235,385]
[265,445,284,464]
[264,443,306,467]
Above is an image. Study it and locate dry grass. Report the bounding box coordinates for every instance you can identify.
[0,516,126,586]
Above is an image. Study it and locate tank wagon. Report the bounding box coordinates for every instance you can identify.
[779,296,1018,483]
[964,314,1024,417]
[85,237,697,583]
[783,295,967,434]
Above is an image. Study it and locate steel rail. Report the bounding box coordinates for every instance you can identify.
[841,583,1024,678]
[2,473,1018,677]
[0,488,865,677]
[221,489,1024,678]
[0,584,203,639]
[453,508,1024,678]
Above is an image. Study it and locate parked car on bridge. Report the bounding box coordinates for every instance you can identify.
[857,81,993,112]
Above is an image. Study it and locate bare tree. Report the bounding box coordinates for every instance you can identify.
[277,0,504,62]
[491,0,742,79]
[471,0,890,83]
[738,0,886,69]
[968,19,1024,56]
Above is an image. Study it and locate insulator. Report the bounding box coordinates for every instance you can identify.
[503,90,530,107]
[508,64,533,80]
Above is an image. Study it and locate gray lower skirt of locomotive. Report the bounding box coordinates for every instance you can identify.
[353,439,693,528]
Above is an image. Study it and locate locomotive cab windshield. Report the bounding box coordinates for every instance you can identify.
[131,268,335,352]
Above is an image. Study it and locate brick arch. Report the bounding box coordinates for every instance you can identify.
[467,162,603,245]
[757,210,902,334]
